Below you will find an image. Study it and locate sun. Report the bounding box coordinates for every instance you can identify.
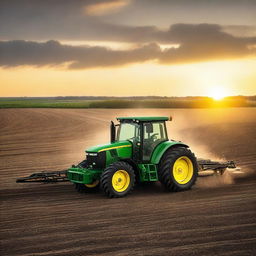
[209,86,228,100]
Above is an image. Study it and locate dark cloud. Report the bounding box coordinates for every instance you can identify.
[0,0,122,41]
[1,0,256,41]
[103,0,256,30]
[0,24,255,69]
[159,24,256,64]
[0,40,161,69]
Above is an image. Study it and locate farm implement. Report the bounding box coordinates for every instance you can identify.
[17,116,236,198]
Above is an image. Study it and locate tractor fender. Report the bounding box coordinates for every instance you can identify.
[150,141,188,164]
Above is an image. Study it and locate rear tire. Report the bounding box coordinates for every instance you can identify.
[158,147,198,192]
[100,161,135,198]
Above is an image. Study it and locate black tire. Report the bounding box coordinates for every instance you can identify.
[74,181,100,193]
[100,161,135,198]
[158,147,198,192]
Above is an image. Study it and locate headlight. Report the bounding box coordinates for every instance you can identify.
[86,152,98,156]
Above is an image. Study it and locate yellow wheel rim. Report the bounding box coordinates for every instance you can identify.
[112,170,130,192]
[173,156,193,184]
[85,180,99,188]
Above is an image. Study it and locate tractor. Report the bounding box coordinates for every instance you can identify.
[17,116,236,198]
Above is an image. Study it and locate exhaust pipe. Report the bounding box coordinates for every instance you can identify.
[110,121,116,143]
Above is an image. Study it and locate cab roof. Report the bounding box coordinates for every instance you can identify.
[117,116,169,122]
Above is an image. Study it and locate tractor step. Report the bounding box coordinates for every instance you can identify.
[138,164,158,181]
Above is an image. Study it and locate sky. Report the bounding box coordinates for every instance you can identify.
[0,0,256,97]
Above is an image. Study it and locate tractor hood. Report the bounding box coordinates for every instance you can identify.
[86,140,132,153]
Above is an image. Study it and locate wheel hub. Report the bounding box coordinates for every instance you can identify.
[173,156,193,184]
[112,170,130,192]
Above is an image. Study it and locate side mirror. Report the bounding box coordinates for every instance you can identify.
[145,123,153,133]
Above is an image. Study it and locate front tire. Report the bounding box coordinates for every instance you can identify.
[100,161,135,198]
[158,147,198,192]
[74,180,100,193]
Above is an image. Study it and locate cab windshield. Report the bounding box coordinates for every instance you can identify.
[117,123,140,143]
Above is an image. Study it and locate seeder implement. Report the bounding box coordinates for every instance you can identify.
[16,170,68,183]
[197,159,236,175]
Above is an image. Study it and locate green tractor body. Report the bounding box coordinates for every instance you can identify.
[67,140,186,184]
[67,116,196,197]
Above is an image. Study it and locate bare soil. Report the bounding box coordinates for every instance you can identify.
[0,108,256,256]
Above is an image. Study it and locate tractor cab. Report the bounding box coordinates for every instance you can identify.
[114,117,170,162]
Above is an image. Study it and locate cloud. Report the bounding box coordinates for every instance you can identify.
[159,23,256,64]
[0,24,255,69]
[1,0,256,41]
[0,40,161,69]
[84,0,131,16]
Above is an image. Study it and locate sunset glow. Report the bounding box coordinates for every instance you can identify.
[0,0,255,97]
[209,87,228,100]
[1,59,255,97]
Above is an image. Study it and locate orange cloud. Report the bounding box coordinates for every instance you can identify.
[84,0,130,16]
